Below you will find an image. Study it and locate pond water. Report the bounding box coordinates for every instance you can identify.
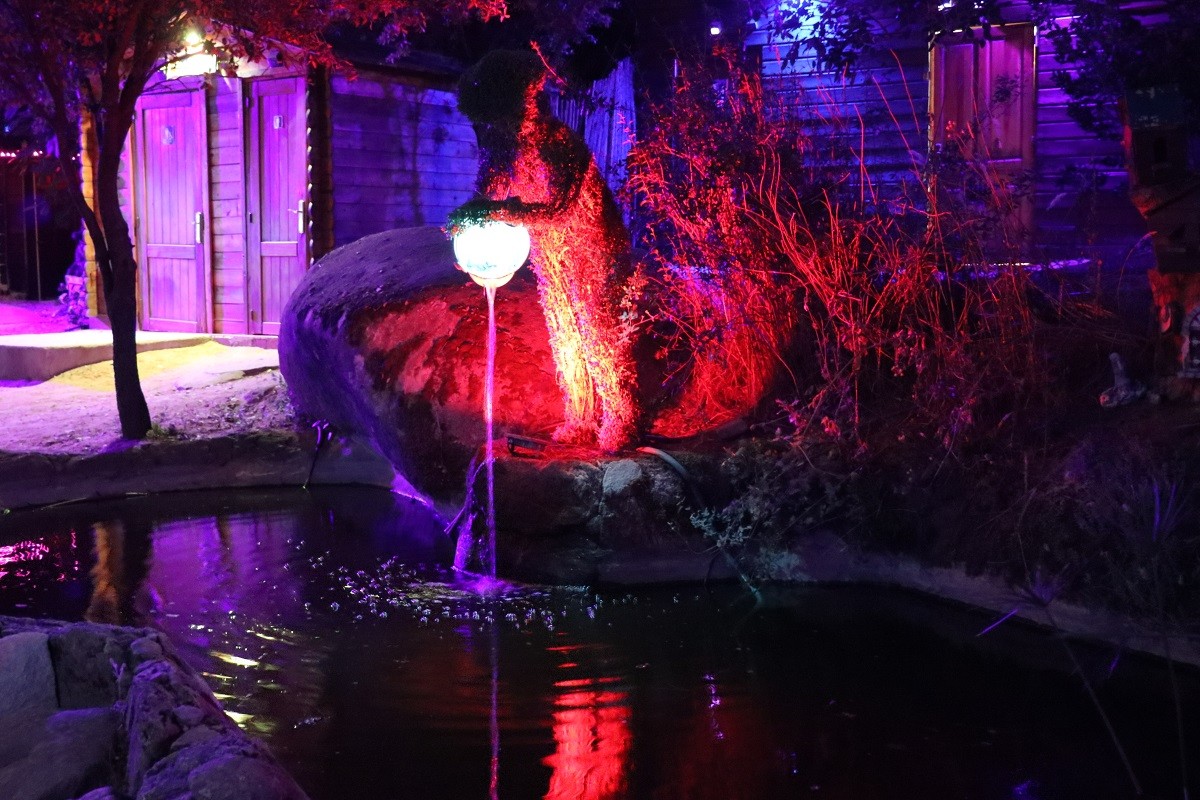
[0,487,1196,800]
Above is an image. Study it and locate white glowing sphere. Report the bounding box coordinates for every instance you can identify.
[452,221,531,289]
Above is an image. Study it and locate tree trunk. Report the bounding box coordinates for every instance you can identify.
[105,244,152,439]
[96,137,152,440]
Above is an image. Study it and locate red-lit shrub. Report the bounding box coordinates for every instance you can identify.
[627,48,1049,451]
[625,50,806,436]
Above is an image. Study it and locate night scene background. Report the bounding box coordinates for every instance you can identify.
[0,1,1199,799]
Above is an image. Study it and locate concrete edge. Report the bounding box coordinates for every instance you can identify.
[0,432,396,511]
[0,333,241,382]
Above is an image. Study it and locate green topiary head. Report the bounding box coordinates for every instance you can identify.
[458,50,546,125]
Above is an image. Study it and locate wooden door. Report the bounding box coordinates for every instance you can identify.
[134,87,210,332]
[246,76,308,335]
[931,25,1036,247]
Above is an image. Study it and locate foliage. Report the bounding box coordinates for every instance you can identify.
[486,0,617,62]
[1064,447,1198,622]
[690,441,855,574]
[625,46,805,433]
[1030,0,1200,138]
[458,48,639,451]
[456,47,548,123]
[748,0,1011,72]
[627,46,1047,449]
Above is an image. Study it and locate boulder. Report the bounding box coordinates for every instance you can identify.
[279,226,768,518]
[0,707,120,800]
[138,735,306,800]
[0,619,308,800]
[47,624,139,710]
[280,226,564,500]
[0,631,57,717]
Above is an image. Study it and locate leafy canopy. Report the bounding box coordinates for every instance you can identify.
[0,0,506,135]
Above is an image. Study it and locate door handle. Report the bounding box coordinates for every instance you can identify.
[297,199,305,236]
[194,211,203,244]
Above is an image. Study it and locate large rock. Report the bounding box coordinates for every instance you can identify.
[0,631,57,717]
[279,225,771,519]
[47,624,138,709]
[280,226,565,499]
[0,619,310,800]
[0,708,120,800]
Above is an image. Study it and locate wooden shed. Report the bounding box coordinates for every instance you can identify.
[748,1,1162,262]
[84,50,478,334]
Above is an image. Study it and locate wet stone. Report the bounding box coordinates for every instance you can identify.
[130,637,164,663]
[0,707,119,800]
[0,631,57,717]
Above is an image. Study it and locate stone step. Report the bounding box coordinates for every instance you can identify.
[0,331,212,382]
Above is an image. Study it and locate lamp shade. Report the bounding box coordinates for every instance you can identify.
[452,221,531,289]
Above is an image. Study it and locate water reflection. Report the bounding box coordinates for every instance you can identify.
[87,520,155,626]
[544,682,631,800]
[0,488,1197,800]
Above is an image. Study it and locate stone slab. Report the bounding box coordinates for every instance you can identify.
[0,331,211,382]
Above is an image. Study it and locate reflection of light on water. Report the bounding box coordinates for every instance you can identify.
[323,556,592,633]
[705,673,725,741]
[543,683,631,800]
[541,641,631,800]
[0,539,52,579]
[211,651,262,669]
[0,540,51,565]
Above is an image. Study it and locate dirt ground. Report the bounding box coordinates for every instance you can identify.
[0,340,295,456]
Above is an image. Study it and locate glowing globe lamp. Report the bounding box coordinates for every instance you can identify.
[453,220,531,289]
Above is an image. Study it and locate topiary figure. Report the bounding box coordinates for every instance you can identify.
[451,49,641,452]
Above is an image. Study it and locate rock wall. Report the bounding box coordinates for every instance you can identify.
[0,616,307,800]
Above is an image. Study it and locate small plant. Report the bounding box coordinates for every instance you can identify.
[145,423,183,441]
[690,441,856,577]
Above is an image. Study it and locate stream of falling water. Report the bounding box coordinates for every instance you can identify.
[483,285,502,799]
[451,284,500,584]
[484,283,498,581]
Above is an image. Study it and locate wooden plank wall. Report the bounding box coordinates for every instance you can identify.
[207,75,247,334]
[328,73,477,246]
[1030,2,1169,256]
[754,33,931,209]
[752,1,1170,258]
[551,58,637,197]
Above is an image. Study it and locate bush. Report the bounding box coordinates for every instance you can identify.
[626,47,1051,452]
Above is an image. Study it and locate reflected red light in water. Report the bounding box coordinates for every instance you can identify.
[554,675,620,689]
[543,686,631,800]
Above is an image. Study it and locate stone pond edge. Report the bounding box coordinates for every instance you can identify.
[0,434,1197,672]
[0,615,308,800]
